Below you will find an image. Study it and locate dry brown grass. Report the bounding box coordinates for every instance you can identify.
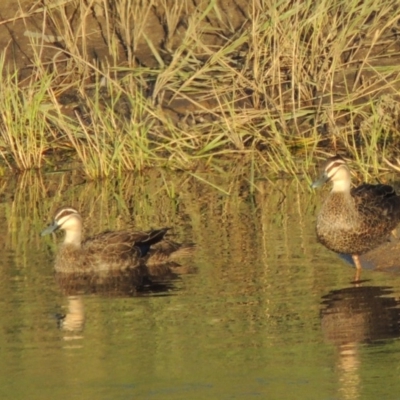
[0,0,399,178]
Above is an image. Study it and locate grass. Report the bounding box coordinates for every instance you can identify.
[1,0,400,179]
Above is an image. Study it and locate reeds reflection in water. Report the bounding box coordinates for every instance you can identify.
[2,167,400,398]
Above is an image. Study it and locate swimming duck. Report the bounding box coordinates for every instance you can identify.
[41,206,193,273]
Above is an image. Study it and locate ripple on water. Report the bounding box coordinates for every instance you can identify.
[1,174,400,399]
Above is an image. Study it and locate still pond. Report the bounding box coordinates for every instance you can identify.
[1,168,400,400]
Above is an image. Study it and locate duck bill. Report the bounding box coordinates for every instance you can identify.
[311,172,329,189]
[41,222,60,236]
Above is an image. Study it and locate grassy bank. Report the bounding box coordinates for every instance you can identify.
[1,0,400,178]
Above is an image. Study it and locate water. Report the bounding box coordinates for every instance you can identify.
[1,170,400,400]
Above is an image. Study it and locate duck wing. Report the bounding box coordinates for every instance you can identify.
[82,228,170,259]
[351,183,400,220]
[352,183,397,199]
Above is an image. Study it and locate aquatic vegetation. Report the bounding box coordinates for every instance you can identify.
[0,0,399,178]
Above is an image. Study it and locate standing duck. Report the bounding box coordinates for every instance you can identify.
[312,155,400,278]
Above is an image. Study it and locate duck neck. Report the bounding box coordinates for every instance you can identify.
[331,179,351,193]
[64,229,82,247]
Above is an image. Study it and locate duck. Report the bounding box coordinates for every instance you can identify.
[311,155,400,277]
[41,206,193,273]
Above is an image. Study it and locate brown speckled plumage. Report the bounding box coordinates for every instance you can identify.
[312,156,400,270]
[41,207,194,273]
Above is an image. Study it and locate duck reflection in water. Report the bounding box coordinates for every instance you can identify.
[321,285,400,399]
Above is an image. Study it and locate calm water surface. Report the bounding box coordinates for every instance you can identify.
[1,170,400,400]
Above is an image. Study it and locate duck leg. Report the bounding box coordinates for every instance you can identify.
[352,254,362,282]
